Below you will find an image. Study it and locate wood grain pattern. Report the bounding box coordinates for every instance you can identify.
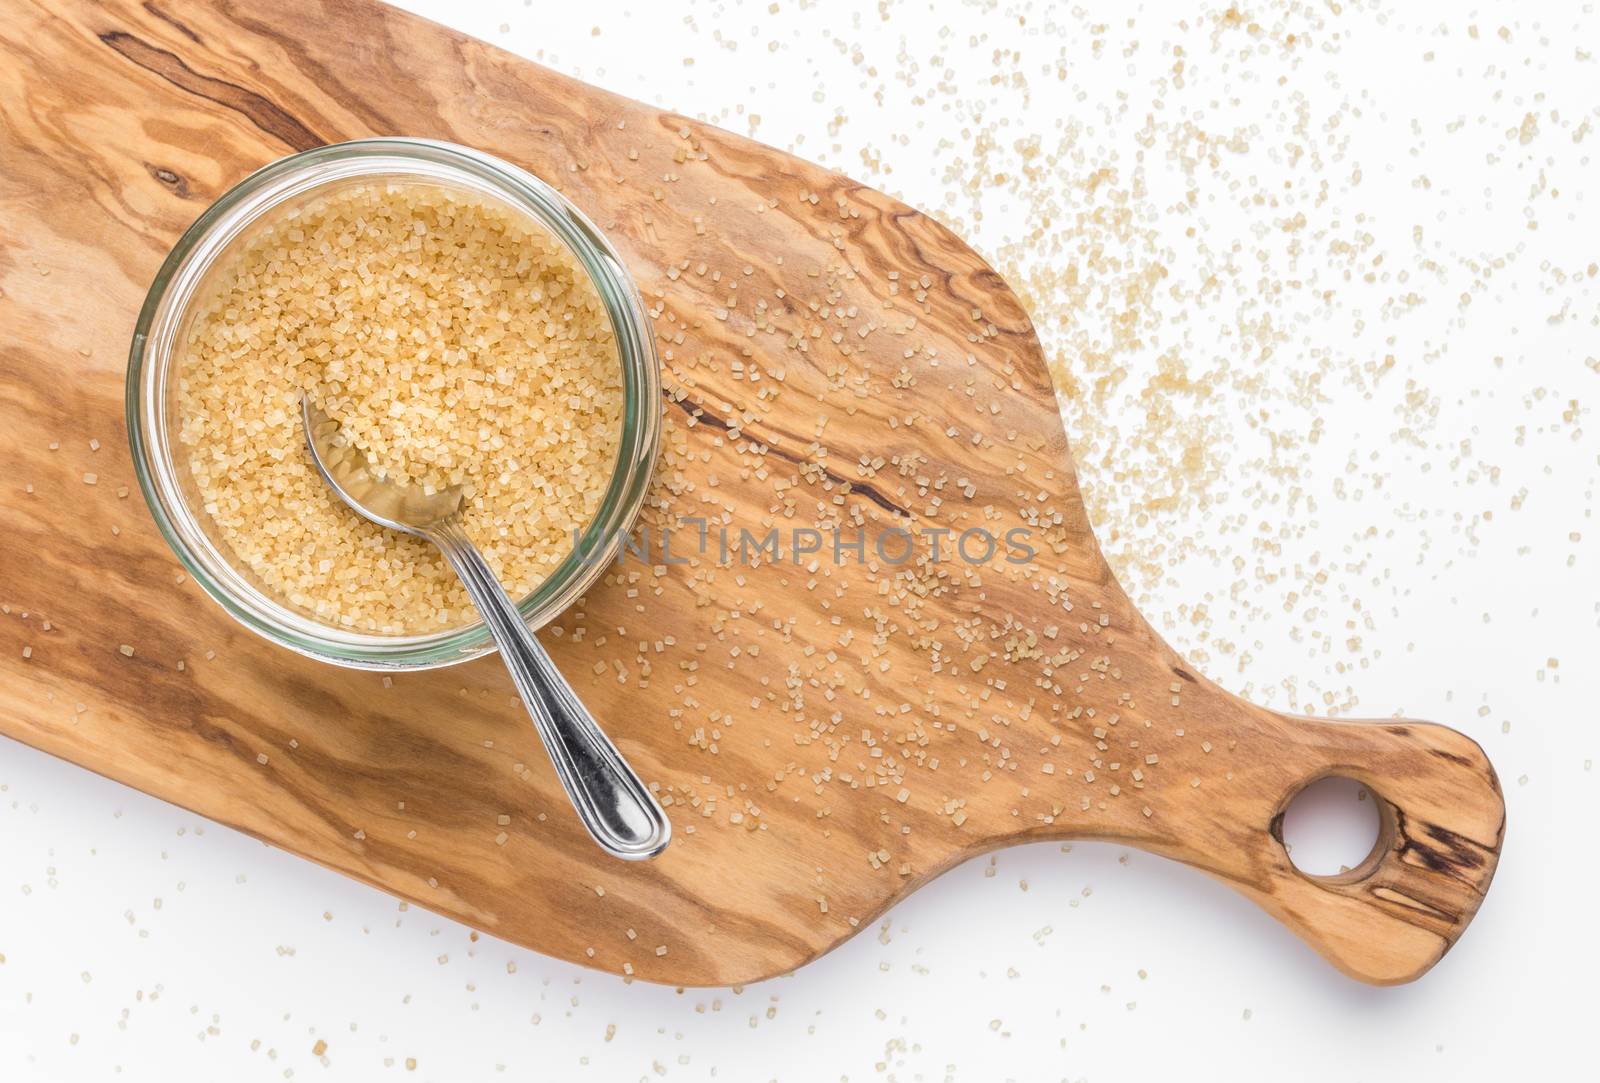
[0,0,1503,986]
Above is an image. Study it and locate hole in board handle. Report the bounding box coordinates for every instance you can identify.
[1277,776,1383,878]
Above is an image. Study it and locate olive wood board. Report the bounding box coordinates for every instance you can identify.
[0,0,1504,987]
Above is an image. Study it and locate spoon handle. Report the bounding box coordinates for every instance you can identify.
[428,518,671,860]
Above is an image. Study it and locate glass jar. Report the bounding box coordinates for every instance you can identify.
[127,138,660,669]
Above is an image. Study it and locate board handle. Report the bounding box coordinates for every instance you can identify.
[1209,710,1505,984]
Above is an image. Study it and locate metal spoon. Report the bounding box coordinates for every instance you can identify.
[301,397,670,860]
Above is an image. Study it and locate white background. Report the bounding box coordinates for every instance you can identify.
[3,1,1596,1080]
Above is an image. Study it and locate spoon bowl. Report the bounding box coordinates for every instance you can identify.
[302,401,466,535]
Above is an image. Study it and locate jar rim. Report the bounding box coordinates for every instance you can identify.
[126,138,660,670]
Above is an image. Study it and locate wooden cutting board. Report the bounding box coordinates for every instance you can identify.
[0,0,1504,986]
